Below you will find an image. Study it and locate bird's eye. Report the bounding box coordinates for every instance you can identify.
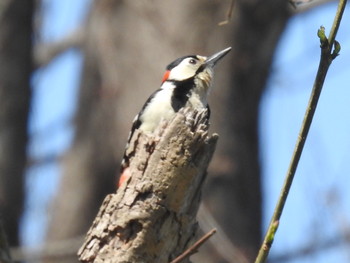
[189,59,197,65]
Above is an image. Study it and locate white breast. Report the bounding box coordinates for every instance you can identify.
[139,84,176,132]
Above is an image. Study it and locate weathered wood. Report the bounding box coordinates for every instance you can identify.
[78,109,218,263]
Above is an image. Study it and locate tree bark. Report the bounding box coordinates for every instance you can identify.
[78,109,217,263]
[0,0,33,247]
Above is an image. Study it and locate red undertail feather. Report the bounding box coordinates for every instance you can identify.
[118,167,131,187]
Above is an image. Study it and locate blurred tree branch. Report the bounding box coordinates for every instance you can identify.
[34,28,85,68]
[290,0,337,13]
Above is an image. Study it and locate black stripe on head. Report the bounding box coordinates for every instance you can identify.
[166,55,198,70]
[170,77,195,112]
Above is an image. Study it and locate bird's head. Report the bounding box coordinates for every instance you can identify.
[161,47,232,85]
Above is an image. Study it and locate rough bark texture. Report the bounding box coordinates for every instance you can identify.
[78,109,217,263]
[0,0,33,246]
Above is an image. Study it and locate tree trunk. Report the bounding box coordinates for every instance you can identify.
[0,0,34,247]
[78,109,217,263]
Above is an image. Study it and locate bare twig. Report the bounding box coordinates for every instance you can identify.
[255,0,347,262]
[218,0,235,26]
[170,229,217,263]
[198,204,249,263]
[290,0,337,13]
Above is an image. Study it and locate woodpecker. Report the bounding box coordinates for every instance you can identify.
[119,47,231,186]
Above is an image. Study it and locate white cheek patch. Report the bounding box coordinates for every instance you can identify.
[168,57,205,81]
[168,64,195,81]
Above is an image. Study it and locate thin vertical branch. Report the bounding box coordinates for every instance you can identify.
[255,1,347,262]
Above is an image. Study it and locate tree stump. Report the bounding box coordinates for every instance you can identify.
[78,109,218,263]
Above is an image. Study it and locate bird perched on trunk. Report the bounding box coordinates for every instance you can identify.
[119,47,231,186]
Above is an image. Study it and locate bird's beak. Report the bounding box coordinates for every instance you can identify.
[205,47,232,67]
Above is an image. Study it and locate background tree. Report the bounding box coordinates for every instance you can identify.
[0,0,34,249]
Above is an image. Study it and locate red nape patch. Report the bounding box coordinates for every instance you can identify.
[161,70,170,83]
[118,167,131,187]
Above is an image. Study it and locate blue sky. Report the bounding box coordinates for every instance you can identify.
[21,1,350,262]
